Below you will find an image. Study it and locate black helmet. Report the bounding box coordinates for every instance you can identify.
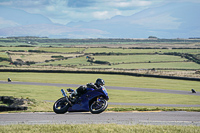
[95,78,105,87]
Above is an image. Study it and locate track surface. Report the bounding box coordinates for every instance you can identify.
[0,111,200,125]
[1,81,200,107]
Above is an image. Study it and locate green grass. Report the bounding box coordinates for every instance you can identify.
[0,72,200,112]
[10,53,82,63]
[107,105,200,112]
[1,47,199,54]
[0,84,63,101]
[0,84,199,105]
[37,47,85,53]
[0,124,199,133]
[0,47,35,51]
[0,72,199,91]
[80,62,200,69]
[1,47,199,72]
[0,47,85,53]
[0,52,10,65]
[0,46,199,113]
[0,61,10,65]
[106,105,200,112]
[109,89,200,105]
[0,52,9,58]
[92,55,186,63]
[36,56,90,66]
[84,47,200,54]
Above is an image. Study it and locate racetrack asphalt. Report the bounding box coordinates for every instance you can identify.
[0,80,200,107]
[0,111,200,126]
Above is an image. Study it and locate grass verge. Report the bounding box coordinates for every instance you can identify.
[107,106,200,112]
[0,124,200,133]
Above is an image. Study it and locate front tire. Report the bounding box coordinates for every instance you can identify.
[53,97,70,114]
[89,98,108,114]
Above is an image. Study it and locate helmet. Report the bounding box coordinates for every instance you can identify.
[95,78,105,87]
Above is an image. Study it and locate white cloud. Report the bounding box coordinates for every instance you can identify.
[0,17,20,28]
[112,0,152,8]
[131,13,182,30]
[0,0,160,25]
[93,10,123,20]
[46,5,55,11]
[93,11,109,19]
[0,0,198,25]
[164,0,200,3]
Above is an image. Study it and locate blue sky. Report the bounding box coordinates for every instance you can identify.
[1,0,199,25]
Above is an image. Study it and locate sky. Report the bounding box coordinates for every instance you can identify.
[1,0,199,25]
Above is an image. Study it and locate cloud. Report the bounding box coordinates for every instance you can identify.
[0,17,19,28]
[67,0,96,8]
[164,0,200,3]
[0,0,199,25]
[93,11,109,19]
[46,5,55,11]
[0,0,47,8]
[92,10,122,20]
[111,0,152,8]
[0,0,159,24]
[131,13,182,30]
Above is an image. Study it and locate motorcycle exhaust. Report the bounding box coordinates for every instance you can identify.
[61,89,73,106]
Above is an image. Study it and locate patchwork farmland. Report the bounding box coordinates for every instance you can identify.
[0,37,199,78]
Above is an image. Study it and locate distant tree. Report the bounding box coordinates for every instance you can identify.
[148,36,158,39]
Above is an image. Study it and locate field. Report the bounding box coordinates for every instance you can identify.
[0,38,200,132]
[9,52,83,63]
[1,124,200,133]
[0,46,199,77]
[0,72,199,112]
[84,47,200,54]
[0,38,200,112]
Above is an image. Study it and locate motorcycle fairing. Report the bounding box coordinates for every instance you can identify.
[68,88,106,112]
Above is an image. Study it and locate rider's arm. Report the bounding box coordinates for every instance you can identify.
[86,88,95,91]
[86,83,98,90]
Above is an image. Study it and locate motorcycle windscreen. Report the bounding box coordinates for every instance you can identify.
[101,86,108,96]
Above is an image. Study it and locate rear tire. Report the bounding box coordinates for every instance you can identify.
[53,97,70,114]
[89,98,108,114]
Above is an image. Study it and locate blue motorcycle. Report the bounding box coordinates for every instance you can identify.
[53,86,109,114]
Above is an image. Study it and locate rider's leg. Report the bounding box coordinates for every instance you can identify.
[69,90,77,98]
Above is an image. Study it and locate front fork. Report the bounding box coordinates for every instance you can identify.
[61,89,73,106]
[96,97,104,105]
[97,97,101,102]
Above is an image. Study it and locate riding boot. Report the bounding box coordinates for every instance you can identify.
[69,90,78,102]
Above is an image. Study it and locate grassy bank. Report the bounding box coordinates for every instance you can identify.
[0,72,199,91]
[0,83,200,112]
[0,72,199,112]
[0,84,199,105]
[0,124,200,133]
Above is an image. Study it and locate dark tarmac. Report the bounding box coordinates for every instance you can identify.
[0,111,200,125]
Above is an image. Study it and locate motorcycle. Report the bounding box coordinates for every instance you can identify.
[53,86,109,114]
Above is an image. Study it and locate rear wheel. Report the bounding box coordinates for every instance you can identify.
[89,98,108,114]
[53,97,70,114]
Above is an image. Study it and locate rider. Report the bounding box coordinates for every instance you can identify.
[68,78,105,99]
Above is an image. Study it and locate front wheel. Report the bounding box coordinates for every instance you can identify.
[89,98,108,114]
[53,97,70,114]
